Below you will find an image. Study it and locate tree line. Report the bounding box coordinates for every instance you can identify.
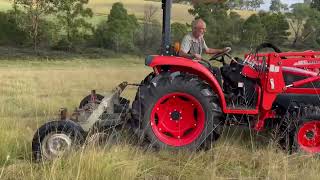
[0,0,320,55]
[187,0,320,50]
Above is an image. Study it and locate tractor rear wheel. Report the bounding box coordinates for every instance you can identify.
[132,72,222,150]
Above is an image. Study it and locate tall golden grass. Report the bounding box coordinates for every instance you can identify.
[0,57,320,179]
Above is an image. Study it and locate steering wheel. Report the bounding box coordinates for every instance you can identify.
[209,47,232,61]
[255,43,282,54]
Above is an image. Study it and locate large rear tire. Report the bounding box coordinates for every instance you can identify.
[132,72,222,150]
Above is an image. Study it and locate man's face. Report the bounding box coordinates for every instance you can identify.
[193,22,206,39]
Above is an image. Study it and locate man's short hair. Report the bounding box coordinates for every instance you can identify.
[192,18,206,30]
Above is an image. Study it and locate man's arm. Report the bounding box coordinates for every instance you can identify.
[202,39,225,54]
[204,48,225,54]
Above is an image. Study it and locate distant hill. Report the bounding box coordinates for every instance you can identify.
[0,0,256,23]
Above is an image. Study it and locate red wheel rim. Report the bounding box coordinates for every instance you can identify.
[297,121,320,153]
[150,92,205,147]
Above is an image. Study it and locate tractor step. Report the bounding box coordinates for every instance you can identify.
[226,105,256,110]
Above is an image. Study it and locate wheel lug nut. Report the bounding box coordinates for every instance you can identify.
[157,108,159,110]
[159,128,162,131]
[194,124,197,126]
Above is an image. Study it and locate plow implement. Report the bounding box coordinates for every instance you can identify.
[32,82,140,161]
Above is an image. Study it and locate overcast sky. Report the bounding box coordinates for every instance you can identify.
[259,0,304,10]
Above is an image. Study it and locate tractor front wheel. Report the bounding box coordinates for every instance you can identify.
[295,120,320,153]
[274,106,320,154]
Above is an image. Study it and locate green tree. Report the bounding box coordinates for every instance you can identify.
[189,2,229,23]
[241,14,266,47]
[259,12,290,45]
[52,0,93,50]
[270,0,282,12]
[189,2,236,46]
[227,0,245,9]
[171,22,188,43]
[301,9,320,48]
[135,20,162,54]
[311,0,320,11]
[189,2,244,46]
[250,0,264,10]
[135,4,161,54]
[95,2,139,52]
[15,0,54,50]
[287,3,313,47]
[228,11,244,43]
[0,10,28,46]
[305,0,312,4]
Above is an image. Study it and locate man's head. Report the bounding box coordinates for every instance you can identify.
[192,19,206,39]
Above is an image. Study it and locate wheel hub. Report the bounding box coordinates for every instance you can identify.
[306,130,315,140]
[297,121,320,153]
[150,92,205,147]
[42,133,72,160]
[171,111,181,121]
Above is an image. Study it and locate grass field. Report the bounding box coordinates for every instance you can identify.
[0,57,320,179]
[0,0,11,11]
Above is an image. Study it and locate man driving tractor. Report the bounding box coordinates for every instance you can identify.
[179,18,229,85]
[179,18,227,60]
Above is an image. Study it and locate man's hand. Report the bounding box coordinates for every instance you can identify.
[216,47,232,54]
[223,47,232,53]
[194,54,202,60]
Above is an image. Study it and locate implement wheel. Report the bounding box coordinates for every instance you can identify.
[32,120,85,161]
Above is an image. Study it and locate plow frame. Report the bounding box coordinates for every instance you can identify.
[61,82,131,132]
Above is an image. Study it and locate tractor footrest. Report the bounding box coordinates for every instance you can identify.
[227,105,256,110]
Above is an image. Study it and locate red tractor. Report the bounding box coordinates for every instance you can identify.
[32,0,320,160]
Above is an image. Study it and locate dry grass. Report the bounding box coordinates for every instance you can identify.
[0,57,320,179]
[0,0,11,11]
[87,0,194,23]
[231,9,257,19]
